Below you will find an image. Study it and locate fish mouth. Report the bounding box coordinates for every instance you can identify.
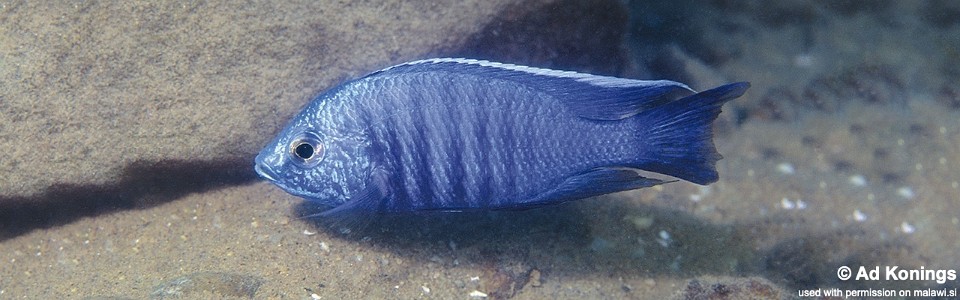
[254,163,279,182]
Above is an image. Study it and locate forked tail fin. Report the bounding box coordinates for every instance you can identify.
[632,82,750,185]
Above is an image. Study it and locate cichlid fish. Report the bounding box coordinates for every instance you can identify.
[255,58,749,215]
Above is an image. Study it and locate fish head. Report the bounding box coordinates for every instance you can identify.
[254,95,373,208]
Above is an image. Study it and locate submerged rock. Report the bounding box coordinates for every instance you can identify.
[150,272,264,299]
[674,276,789,300]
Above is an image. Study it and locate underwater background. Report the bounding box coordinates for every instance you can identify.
[1,0,959,298]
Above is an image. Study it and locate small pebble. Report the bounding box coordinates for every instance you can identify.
[623,215,654,231]
[691,186,710,202]
[319,242,330,252]
[657,230,672,248]
[849,175,866,187]
[529,269,542,287]
[776,163,795,175]
[780,198,807,210]
[900,222,915,234]
[469,290,488,298]
[852,210,867,222]
[896,187,915,199]
[780,198,795,210]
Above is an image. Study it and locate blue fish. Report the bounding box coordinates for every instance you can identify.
[255,58,749,215]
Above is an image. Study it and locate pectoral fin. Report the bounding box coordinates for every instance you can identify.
[318,167,391,217]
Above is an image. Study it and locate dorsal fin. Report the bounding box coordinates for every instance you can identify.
[371,58,695,120]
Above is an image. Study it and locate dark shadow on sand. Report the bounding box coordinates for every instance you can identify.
[297,196,942,296]
[296,197,760,297]
[0,157,259,241]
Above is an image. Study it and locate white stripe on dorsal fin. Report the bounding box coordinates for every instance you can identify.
[375,58,696,120]
[383,58,693,90]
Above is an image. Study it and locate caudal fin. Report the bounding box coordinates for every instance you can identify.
[632,82,749,185]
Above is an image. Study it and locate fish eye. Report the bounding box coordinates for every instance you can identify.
[294,143,314,159]
[288,132,324,167]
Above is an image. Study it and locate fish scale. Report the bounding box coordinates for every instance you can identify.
[362,73,632,210]
[254,58,749,215]
[365,74,583,209]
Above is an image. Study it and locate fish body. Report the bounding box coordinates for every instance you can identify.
[255,58,749,215]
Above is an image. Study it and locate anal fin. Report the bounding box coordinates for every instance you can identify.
[503,168,671,210]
